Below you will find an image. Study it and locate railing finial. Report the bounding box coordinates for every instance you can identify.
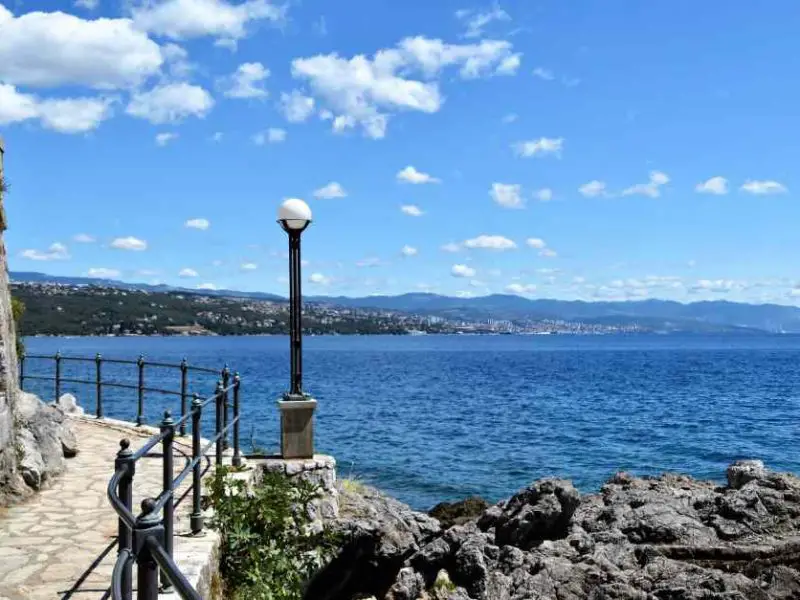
[118,438,131,454]
[141,497,157,516]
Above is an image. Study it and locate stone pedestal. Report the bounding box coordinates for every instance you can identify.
[278,397,316,459]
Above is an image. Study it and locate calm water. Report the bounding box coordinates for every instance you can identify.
[21,334,800,510]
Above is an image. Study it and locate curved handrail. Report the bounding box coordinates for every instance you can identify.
[111,548,134,600]
[107,465,136,530]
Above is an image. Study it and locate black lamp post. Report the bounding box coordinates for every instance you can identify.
[277,198,312,399]
[276,198,316,458]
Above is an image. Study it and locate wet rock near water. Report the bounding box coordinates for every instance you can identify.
[308,460,800,600]
[429,497,489,530]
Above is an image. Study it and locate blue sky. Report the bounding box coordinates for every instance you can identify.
[2,0,799,303]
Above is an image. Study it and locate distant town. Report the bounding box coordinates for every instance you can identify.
[11,281,647,337]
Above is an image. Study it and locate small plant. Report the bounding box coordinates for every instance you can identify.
[208,466,341,600]
[11,297,24,357]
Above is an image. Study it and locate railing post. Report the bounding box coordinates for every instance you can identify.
[54,351,62,403]
[179,358,188,436]
[18,351,24,390]
[136,355,145,426]
[160,411,175,591]
[115,439,135,600]
[232,373,242,468]
[190,394,204,534]
[95,353,103,419]
[134,499,162,600]
[214,381,224,466]
[221,366,230,450]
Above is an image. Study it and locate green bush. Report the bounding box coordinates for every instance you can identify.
[208,466,341,600]
[11,296,24,356]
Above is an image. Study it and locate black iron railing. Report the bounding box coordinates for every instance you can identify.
[20,354,243,600]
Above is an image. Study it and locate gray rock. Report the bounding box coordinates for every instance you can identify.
[727,459,768,489]
[306,463,800,600]
[15,395,78,492]
[56,393,84,416]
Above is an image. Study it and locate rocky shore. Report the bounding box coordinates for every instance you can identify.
[309,461,800,600]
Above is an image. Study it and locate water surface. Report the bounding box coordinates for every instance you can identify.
[22,334,800,510]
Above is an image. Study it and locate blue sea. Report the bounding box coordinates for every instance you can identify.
[20,334,800,510]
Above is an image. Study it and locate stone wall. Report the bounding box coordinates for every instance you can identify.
[0,135,26,505]
[256,454,339,526]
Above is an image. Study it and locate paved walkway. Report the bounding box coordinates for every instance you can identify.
[0,417,223,600]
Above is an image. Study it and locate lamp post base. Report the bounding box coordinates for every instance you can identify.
[278,396,317,459]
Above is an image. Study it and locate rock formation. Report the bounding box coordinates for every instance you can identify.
[0,138,78,506]
[310,461,800,600]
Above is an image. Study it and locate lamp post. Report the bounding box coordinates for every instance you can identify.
[276,198,317,458]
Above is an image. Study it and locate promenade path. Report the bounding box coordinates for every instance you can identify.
[0,417,221,600]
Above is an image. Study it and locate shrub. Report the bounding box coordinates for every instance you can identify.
[208,466,341,600]
[11,297,24,356]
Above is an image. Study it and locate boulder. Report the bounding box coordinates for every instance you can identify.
[56,393,84,416]
[307,463,800,600]
[16,393,78,491]
[429,497,489,530]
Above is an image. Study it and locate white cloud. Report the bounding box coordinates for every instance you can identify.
[197,282,218,290]
[0,7,162,89]
[356,257,382,268]
[533,188,553,202]
[451,264,476,278]
[253,128,286,144]
[313,182,347,199]
[400,204,424,217]
[539,248,558,258]
[179,268,199,278]
[185,218,210,230]
[689,279,742,294]
[126,83,214,124]
[455,6,510,38]
[506,283,536,295]
[223,62,269,99]
[740,180,787,195]
[240,262,258,271]
[130,0,284,43]
[111,236,147,251]
[87,267,121,278]
[401,245,418,257]
[578,180,607,198]
[513,137,563,158]
[463,235,516,250]
[502,113,517,124]
[532,67,554,81]
[309,272,331,285]
[397,165,439,184]
[490,183,523,209]
[20,242,70,261]
[279,90,315,122]
[73,233,95,243]
[622,171,670,198]
[291,36,520,138]
[441,242,461,252]
[155,132,178,146]
[695,176,728,195]
[525,237,546,249]
[0,84,113,133]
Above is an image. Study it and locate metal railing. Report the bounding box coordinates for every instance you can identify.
[19,354,243,600]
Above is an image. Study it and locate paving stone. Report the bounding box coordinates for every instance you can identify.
[0,417,241,600]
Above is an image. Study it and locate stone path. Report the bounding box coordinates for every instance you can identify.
[0,417,226,600]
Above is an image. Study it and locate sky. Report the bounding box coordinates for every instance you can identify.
[1,0,800,303]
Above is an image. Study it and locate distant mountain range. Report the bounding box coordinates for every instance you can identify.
[11,271,800,333]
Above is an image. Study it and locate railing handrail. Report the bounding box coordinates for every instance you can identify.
[20,353,243,600]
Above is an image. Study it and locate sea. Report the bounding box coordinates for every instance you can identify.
[20,334,800,511]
